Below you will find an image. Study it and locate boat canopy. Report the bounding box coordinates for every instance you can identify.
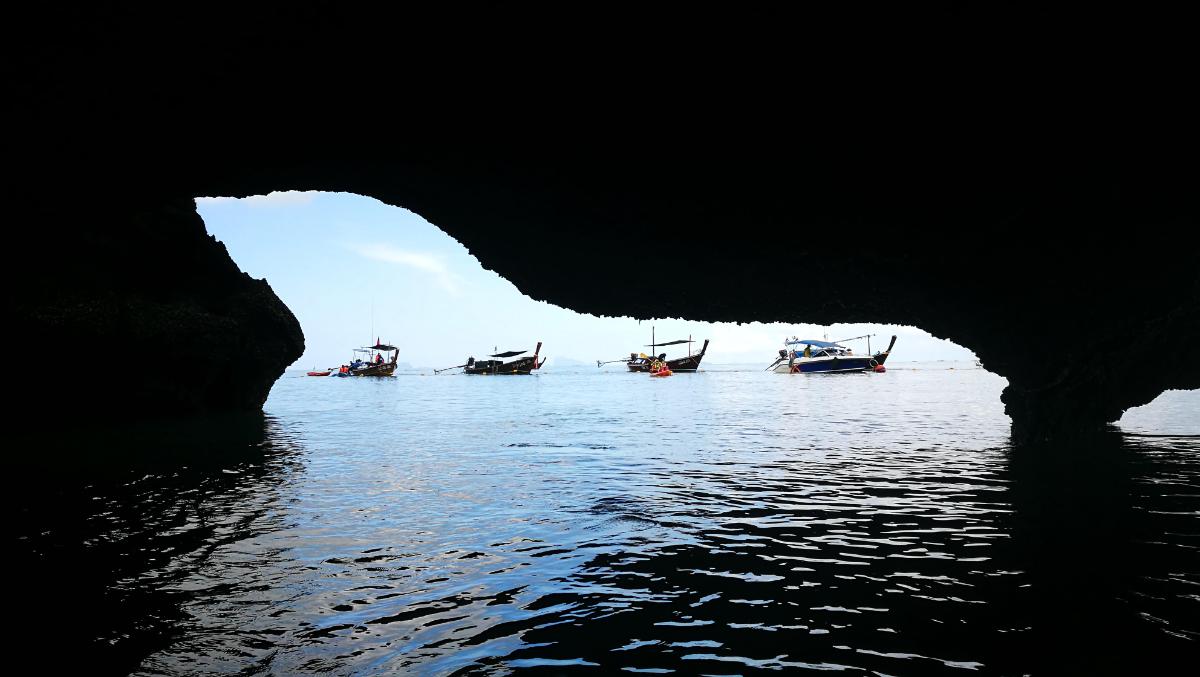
[785,338,843,348]
[364,343,398,351]
[646,339,694,347]
[489,350,526,358]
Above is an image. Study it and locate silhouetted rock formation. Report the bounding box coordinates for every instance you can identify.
[6,8,1196,442]
[11,200,302,423]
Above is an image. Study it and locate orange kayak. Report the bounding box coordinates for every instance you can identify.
[307,371,331,377]
[650,369,673,377]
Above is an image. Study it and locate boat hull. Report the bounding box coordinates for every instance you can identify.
[352,362,396,377]
[627,340,709,372]
[465,355,542,375]
[772,354,888,373]
[628,354,705,372]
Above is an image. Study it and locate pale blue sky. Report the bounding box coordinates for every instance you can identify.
[196,191,977,370]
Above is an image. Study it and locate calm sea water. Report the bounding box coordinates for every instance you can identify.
[9,363,1198,675]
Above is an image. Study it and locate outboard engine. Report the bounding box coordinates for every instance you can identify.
[630,353,637,360]
[778,349,787,358]
[466,357,474,366]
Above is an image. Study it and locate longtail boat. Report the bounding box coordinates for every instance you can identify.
[605,326,708,372]
[335,339,400,377]
[438,342,545,375]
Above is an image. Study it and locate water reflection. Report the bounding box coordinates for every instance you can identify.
[6,413,303,674]
[451,434,1198,675]
[4,371,1197,675]
[449,446,1015,675]
[1004,433,1199,674]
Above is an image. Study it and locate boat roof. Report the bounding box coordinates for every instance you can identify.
[785,338,844,348]
[489,350,526,358]
[361,343,397,351]
[646,339,694,347]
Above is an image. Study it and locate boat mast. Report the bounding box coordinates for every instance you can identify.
[370,297,375,360]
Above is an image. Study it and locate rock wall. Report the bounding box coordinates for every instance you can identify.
[10,199,302,423]
[6,7,1195,442]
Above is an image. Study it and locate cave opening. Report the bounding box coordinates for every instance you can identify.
[195,190,981,375]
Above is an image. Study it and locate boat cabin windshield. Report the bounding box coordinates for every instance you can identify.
[783,338,853,358]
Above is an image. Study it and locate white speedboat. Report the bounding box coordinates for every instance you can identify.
[766,335,896,373]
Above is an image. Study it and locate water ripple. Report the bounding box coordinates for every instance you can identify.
[5,368,1198,674]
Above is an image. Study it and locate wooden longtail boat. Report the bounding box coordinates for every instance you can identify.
[624,327,708,372]
[337,339,400,377]
[438,342,545,375]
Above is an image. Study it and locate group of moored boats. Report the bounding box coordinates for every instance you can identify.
[308,329,898,378]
